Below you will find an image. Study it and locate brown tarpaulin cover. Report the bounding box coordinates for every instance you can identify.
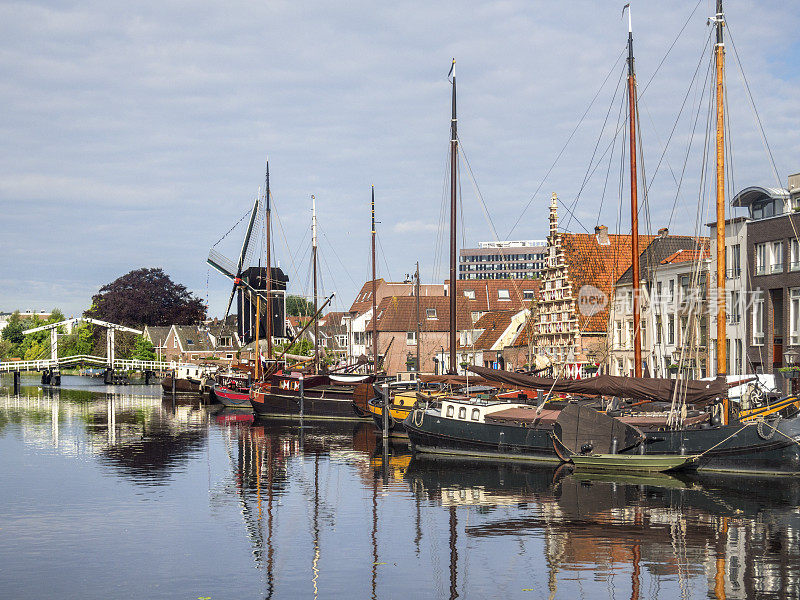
[418,374,489,386]
[467,366,730,406]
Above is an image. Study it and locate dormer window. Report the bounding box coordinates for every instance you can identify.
[498,289,510,300]
[426,308,437,319]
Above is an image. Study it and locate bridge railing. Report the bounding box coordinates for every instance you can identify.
[0,356,198,373]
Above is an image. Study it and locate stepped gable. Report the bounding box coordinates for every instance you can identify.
[370,295,473,332]
[561,232,656,332]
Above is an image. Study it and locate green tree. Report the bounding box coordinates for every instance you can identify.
[59,324,94,357]
[286,295,314,317]
[131,336,156,361]
[1,311,24,345]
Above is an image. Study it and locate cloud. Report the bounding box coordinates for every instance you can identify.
[393,220,441,234]
[1,1,799,316]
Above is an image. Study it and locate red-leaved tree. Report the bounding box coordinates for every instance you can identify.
[85,268,206,326]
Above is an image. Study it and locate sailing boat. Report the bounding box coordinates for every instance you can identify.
[250,195,376,420]
[407,4,800,474]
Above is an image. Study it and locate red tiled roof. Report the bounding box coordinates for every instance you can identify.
[561,233,657,332]
[470,310,519,350]
[660,246,710,264]
[371,296,473,332]
[452,278,539,312]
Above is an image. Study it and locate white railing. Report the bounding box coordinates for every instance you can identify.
[0,355,190,373]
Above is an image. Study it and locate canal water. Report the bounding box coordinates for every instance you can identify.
[1,375,798,599]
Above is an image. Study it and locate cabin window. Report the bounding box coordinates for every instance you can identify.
[446,405,454,418]
[463,290,475,300]
[458,407,467,419]
[406,331,417,345]
[471,408,480,421]
[498,289,510,300]
[426,308,437,319]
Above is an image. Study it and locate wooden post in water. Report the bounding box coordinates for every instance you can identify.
[171,369,176,397]
[382,382,389,441]
[13,370,20,395]
[299,373,305,420]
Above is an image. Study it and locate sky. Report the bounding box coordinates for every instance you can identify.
[2,0,799,319]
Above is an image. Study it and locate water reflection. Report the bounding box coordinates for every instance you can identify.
[3,379,800,599]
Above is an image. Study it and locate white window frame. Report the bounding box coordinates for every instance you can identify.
[753,293,765,346]
[426,308,437,319]
[772,241,783,273]
[406,331,417,346]
[791,238,800,272]
[463,290,475,300]
[791,288,800,345]
[498,289,510,300]
[755,243,768,275]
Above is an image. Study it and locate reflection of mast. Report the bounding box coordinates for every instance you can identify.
[371,474,378,600]
[714,517,728,600]
[312,452,320,599]
[449,505,458,600]
[630,507,642,600]
[266,435,275,599]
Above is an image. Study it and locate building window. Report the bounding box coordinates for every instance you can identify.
[406,331,417,346]
[680,316,689,345]
[498,289,510,300]
[614,321,623,348]
[463,289,475,300]
[729,291,741,324]
[226,354,233,359]
[753,292,765,345]
[772,241,783,273]
[523,289,535,301]
[791,288,800,345]
[656,315,663,345]
[755,243,768,275]
[791,238,800,272]
[626,321,634,349]
[727,244,741,278]
[616,358,624,376]
[426,308,437,319]
[655,281,662,307]
[668,315,675,345]
[668,279,675,306]
[173,336,177,349]
[699,320,707,346]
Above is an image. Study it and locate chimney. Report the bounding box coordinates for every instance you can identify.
[595,225,609,245]
[658,227,669,238]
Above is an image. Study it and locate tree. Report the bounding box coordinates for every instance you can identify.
[1,311,24,344]
[286,295,314,317]
[85,268,206,326]
[130,336,156,361]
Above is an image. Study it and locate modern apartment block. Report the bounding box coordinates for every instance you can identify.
[458,240,547,280]
[734,174,800,374]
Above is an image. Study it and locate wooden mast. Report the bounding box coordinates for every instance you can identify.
[626,5,643,378]
[715,0,727,379]
[415,261,421,376]
[265,160,272,362]
[371,186,378,376]
[449,58,458,374]
[255,294,260,380]
[312,195,319,374]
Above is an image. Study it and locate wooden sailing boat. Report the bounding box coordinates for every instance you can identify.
[407,4,800,474]
[250,194,376,420]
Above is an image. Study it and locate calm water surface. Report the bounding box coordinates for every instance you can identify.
[1,375,799,599]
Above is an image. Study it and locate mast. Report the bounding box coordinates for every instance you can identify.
[265,160,273,362]
[715,0,727,379]
[625,4,643,378]
[372,186,378,376]
[415,261,421,376]
[255,294,260,379]
[312,195,319,374]
[449,58,458,374]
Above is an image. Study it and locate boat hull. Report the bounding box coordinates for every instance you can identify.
[161,376,200,394]
[211,385,252,408]
[251,385,372,420]
[367,398,411,435]
[404,410,560,463]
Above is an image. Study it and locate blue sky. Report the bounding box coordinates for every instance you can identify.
[2,0,799,318]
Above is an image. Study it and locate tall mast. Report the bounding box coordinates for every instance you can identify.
[265,160,272,361]
[449,58,458,374]
[312,195,319,374]
[415,261,421,376]
[715,0,727,379]
[626,4,643,378]
[371,186,378,376]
